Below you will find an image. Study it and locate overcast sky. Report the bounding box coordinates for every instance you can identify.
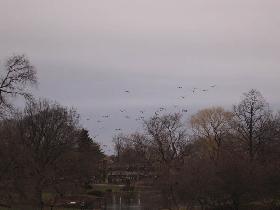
[1,0,280,153]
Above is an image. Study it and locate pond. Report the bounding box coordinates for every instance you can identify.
[105,192,143,210]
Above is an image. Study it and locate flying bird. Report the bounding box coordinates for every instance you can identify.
[159,107,165,111]
[177,86,183,89]
[192,88,198,94]
[210,85,216,88]
[182,109,188,113]
[202,89,208,92]
[124,90,130,93]
[115,128,122,131]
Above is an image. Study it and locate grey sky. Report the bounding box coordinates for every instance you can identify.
[1,0,280,153]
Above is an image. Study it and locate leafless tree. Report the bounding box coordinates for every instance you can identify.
[143,113,188,210]
[112,133,129,162]
[0,55,37,116]
[0,119,20,206]
[144,113,188,165]
[9,99,80,208]
[191,107,233,160]
[232,89,272,160]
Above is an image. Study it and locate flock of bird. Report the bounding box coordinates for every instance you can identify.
[83,85,217,139]
[82,84,218,153]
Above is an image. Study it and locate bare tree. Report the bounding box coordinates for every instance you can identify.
[112,133,128,162]
[0,55,37,115]
[232,89,271,160]
[10,99,79,208]
[144,113,188,164]
[0,119,20,206]
[143,113,188,210]
[191,107,233,160]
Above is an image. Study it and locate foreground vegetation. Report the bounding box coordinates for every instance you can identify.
[0,55,105,209]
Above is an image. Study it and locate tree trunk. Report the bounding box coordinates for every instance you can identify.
[232,194,240,210]
[35,187,43,210]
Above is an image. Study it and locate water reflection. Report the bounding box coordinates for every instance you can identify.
[105,192,142,210]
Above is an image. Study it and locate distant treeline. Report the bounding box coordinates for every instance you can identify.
[113,89,280,210]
